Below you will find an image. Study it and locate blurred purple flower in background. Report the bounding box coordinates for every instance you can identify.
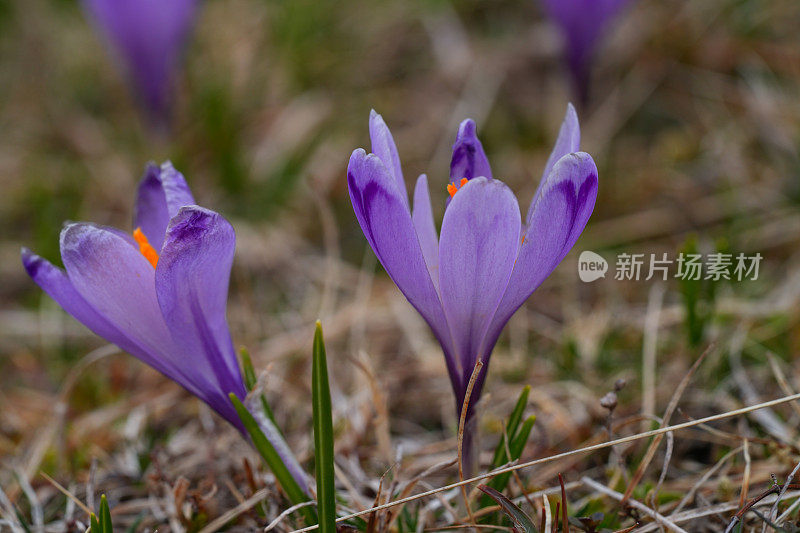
[22,162,246,431]
[540,0,631,103]
[347,106,598,472]
[82,0,198,122]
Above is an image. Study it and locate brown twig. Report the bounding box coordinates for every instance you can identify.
[724,482,800,533]
[765,461,800,531]
[457,360,484,527]
[40,472,92,516]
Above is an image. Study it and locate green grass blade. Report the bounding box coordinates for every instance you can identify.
[230,393,316,524]
[90,513,100,533]
[505,385,530,441]
[312,321,337,533]
[240,347,257,391]
[239,348,282,432]
[481,415,536,508]
[491,385,531,468]
[99,494,112,533]
[511,415,535,457]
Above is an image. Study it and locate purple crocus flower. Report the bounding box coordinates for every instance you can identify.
[22,162,246,431]
[347,106,598,471]
[82,0,198,121]
[540,0,631,103]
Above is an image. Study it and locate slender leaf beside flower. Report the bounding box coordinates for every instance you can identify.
[239,348,283,438]
[312,321,337,533]
[240,348,258,392]
[99,495,112,533]
[89,494,112,533]
[483,415,536,502]
[90,513,100,533]
[230,393,316,524]
[481,386,536,512]
[491,385,531,469]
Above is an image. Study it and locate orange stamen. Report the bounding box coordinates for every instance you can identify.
[447,177,469,198]
[133,227,159,268]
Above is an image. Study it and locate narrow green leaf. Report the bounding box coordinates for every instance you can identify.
[90,513,100,533]
[239,348,282,433]
[505,385,530,442]
[240,347,257,391]
[482,415,536,508]
[312,321,337,533]
[491,385,531,468]
[478,485,538,533]
[230,393,316,524]
[99,494,112,533]
[513,416,535,453]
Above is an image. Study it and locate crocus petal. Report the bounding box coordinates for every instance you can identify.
[485,153,598,356]
[61,223,169,352]
[134,161,196,250]
[347,149,459,383]
[438,177,521,376]
[450,119,492,181]
[59,223,215,402]
[158,162,196,216]
[155,206,246,425]
[542,104,581,184]
[21,248,156,365]
[134,163,170,248]
[412,174,439,288]
[528,104,581,223]
[369,110,409,211]
[82,0,197,118]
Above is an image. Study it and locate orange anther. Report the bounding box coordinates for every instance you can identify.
[133,227,159,268]
[447,177,469,198]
